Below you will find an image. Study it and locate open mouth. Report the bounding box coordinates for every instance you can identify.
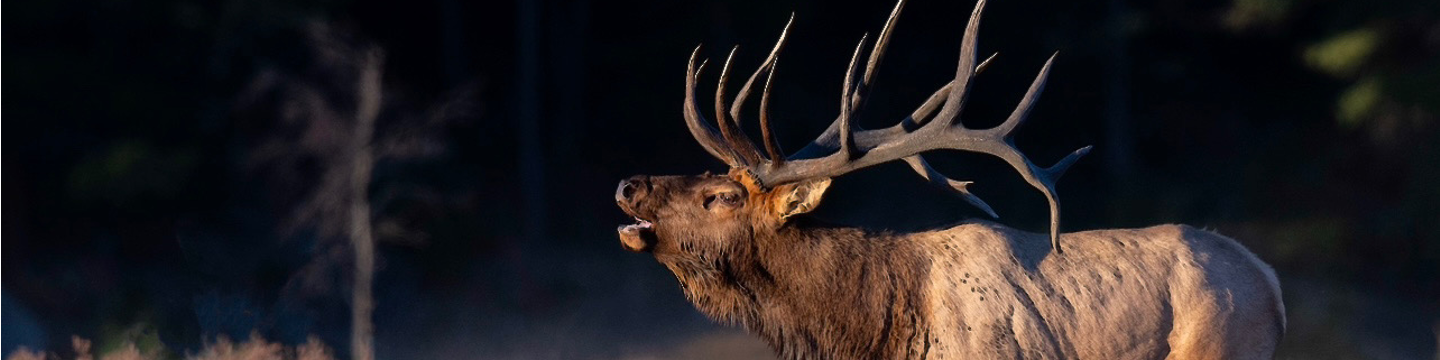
[617,217,657,252]
[620,217,653,233]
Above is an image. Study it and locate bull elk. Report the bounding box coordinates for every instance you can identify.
[613,0,1286,358]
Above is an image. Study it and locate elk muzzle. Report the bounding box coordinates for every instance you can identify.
[615,176,657,252]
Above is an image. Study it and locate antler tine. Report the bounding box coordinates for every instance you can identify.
[977,52,997,74]
[730,15,795,163]
[715,46,764,165]
[684,45,745,167]
[930,0,986,128]
[760,58,784,166]
[902,155,999,218]
[990,52,1054,139]
[849,0,907,111]
[837,34,870,158]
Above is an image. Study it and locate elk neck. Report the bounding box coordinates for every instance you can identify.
[683,218,940,359]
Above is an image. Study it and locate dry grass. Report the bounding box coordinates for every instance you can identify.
[620,331,776,360]
[5,334,333,360]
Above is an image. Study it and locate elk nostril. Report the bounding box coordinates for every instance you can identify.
[616,179,642,203]
[621,182,637,199]
[617,177,651,207]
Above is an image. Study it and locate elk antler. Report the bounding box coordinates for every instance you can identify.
[682,0,1091,252]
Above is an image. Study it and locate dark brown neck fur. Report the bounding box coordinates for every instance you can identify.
[659,220,935,359]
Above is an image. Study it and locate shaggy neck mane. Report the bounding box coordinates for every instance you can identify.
[662,219,936,359]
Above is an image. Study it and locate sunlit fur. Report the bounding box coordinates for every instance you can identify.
[621,174,1285,360]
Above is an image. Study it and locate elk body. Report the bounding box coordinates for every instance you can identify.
[614,1,1286,359]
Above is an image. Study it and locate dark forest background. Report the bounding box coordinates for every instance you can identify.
[4,0,1438,358]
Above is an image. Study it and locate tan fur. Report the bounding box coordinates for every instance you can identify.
[916,222,1284,359]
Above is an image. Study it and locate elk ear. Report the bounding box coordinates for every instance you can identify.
[773,178,832,221]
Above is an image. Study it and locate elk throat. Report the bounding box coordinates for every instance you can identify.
[663,225,937,359]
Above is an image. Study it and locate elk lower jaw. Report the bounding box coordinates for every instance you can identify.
[616,218,655,252]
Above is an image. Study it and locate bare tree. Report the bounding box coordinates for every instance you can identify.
[239,24,468,360]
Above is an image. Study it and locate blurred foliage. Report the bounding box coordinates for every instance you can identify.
[1224,0,1293,31]
[1305,27,1381,78]
[1336,76,1381,126]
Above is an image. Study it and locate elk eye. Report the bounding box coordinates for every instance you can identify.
[720,192,741,205]
[704,191,742,210]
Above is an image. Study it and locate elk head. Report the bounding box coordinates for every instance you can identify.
[616,0,1091,260]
